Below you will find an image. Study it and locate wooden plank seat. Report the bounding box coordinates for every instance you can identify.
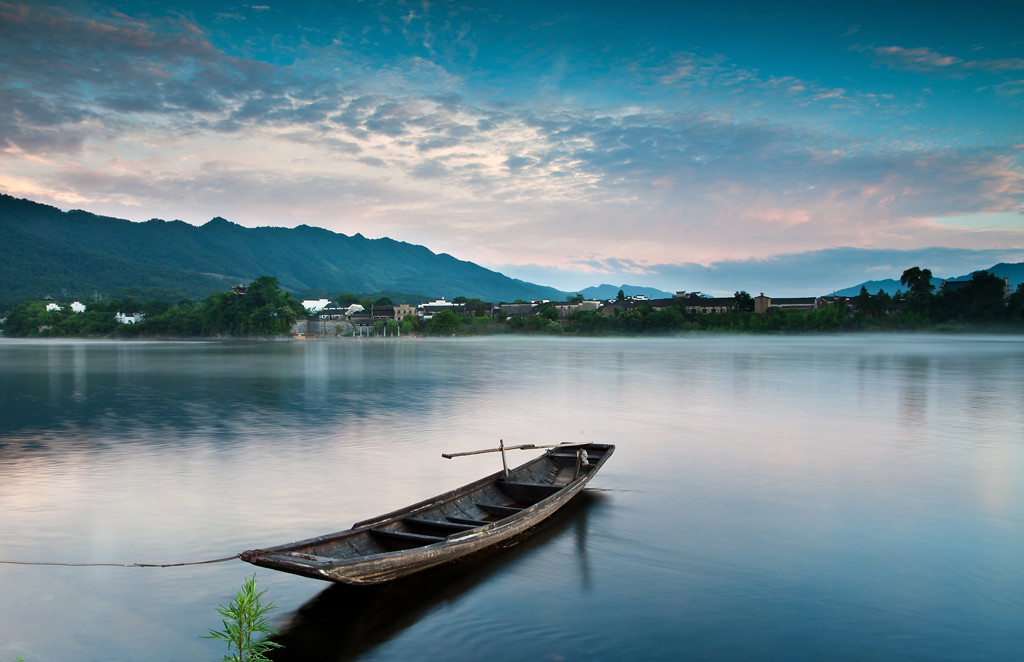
[370,528,445,550]
[496,480,563,503]
[477,503,524,519]
[548,452,600,461]
[404,517,479,535]
[447,516,491,527]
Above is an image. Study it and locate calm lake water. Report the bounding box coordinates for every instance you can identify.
[1,335,1022,661]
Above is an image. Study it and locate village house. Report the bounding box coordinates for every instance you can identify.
[550,300,603,318]
[393,303,417,321]
[495,302,533,318]
[753,294,833,314]
[371,304,395,320]
[418,298,464,320]
[462,300,493,318]
[301,298,331,314]
[673,292,735,314]
[317,302,349,320]
[348,310,373,327]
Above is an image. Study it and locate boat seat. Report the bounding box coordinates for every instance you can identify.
[404,517,479,535]
[496,480,562,503]
[498,480,562,492]
[370,528,445,550]
[447,516,491,527]
[548,452,598,462]
[477,503,524,519]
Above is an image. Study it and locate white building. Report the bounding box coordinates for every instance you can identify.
[301,298,331,314]
[115,312,145,324]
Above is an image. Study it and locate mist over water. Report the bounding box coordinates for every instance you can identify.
[1,336,1022,661]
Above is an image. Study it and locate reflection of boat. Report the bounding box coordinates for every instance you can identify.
[241,442,613,584]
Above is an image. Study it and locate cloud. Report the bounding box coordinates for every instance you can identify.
[862,44,1024,77]
[869,46,962,72]
[0,2,354,153]
[2,1,1022,292]
[13,2,1017,227]
[640,50,874,116]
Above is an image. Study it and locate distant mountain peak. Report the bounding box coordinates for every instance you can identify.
[578,283,674,300]
[0,194,570,304]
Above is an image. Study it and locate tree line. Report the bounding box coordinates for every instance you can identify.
[407,267,1024,336]
[4,268,1022,339]
[2,276,304,338]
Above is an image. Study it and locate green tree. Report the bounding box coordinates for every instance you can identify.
[538,304,559,321]
[470,315,496,334]
[963,271,1008,322]
[616,289,625,301]
[566,293,584,303]
[186,277,301,336]
[854,286,871,314]
[567,310,609,335]
[900,266,934,317]
[335,292,361,305]
[934,271,1009,324]
[733,291,754,312]
[1006,283,1024,322]
[900,267,934,297]
[428,309,461,335]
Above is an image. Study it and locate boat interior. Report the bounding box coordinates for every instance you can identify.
[290,445,611,559]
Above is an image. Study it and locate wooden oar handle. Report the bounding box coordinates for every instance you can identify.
[441,441,591,459]
[442,443,541,459]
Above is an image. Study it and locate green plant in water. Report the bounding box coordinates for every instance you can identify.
[205,575,281,662]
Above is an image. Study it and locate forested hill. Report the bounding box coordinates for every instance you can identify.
[0,194,567,305]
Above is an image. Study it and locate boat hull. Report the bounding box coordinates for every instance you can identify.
[241,443,613,584]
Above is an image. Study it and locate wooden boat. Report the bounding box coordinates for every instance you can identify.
[240,442,613,584]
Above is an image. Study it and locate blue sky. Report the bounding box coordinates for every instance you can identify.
[2,0,1023,295]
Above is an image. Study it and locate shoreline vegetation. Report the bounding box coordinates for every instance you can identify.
[3,269,1023,339]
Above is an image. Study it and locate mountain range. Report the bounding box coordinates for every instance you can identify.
[0,194,573,306]
[1,193,1019,308]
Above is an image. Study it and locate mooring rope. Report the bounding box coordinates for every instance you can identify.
[0,553,240,568]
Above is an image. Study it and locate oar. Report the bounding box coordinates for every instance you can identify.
[443,440,591,477]
[441,440,589,459]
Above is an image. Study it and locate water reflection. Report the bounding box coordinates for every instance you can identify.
[1,336,1022,661]
[269,493,600,662]
[0,340,502,451]
[898,355,931,432]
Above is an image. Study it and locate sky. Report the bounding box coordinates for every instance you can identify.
[2,0,1023,295]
